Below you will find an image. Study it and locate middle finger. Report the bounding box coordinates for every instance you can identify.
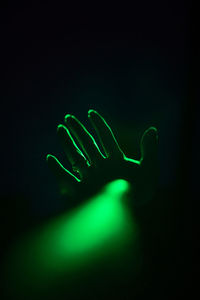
[64,114,104,165]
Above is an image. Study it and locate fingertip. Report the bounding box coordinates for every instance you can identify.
[143,127,158,141]
[140,126,159,162]
[46,154,53,162]
[88,109,97,117]
[64,114,72,119]
[46,154,54,160]
[88,110,103,123]
[57,124,65,132]
[64,114,75,123]
[147,126,158,134]
[46,154,63,173]
[46,153,51,159]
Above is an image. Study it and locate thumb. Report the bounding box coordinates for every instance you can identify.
[140,126,158,165]
[136,127,159,205]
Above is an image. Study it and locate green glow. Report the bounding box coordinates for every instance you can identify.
[6,180,139,296]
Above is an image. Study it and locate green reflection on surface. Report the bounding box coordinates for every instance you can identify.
[55,179,132,259]
[6,180,138,296]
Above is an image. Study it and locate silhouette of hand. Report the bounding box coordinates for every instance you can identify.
[47,110,158,205]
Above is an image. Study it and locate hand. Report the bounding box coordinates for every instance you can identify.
[46,110,158,206]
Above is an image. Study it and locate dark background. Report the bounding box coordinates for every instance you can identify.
[0,1,196,299]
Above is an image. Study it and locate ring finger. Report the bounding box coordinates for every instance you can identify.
[57,124,90,179]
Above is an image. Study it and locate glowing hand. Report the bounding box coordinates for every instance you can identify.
[46,110,158,205]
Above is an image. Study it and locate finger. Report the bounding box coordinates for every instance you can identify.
[140,127,158,164]
[64,114,103,165]
[88,109,124,159]
[46,154,79,195]
[57,124,89,177]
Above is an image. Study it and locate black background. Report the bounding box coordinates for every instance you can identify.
[0,1,197,299]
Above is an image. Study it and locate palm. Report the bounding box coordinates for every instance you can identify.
[47,110,158,205]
